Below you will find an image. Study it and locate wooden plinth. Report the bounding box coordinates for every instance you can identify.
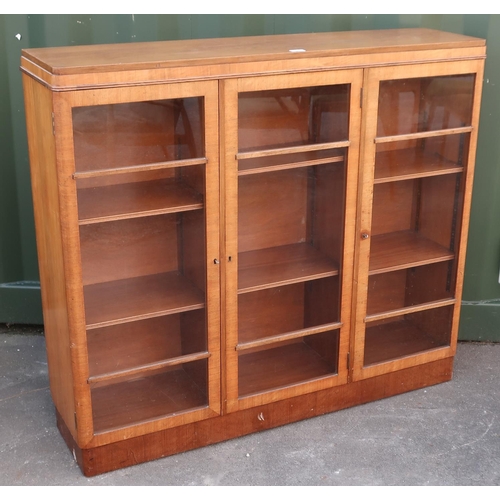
[56,357,453,476]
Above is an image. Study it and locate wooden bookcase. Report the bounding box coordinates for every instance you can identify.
[20,29,486,476]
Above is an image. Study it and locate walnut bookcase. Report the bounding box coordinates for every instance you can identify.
[21,29,485,476]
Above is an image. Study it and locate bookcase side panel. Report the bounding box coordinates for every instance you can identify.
[22,74,77,438]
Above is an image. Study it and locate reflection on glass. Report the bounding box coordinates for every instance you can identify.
[73,98,204,172]
[377,74,474,137]
[235,82,351,396]
[238,85,350,152]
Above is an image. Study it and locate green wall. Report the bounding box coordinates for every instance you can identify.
[1,14,499,340]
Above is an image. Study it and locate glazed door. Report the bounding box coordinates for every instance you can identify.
[352,60,484,381]
[222,70,363,412]
[54,81,221,446]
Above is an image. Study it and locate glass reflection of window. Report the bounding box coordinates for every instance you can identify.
[238,85,350,152]
[377,75,475,137]
[72,98,204,172]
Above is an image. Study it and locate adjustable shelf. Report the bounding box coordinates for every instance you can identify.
[237,143,347,176]
[237,322,341,351]
[369,231,454,275]
[84,272,205,329]
[77,177,203,224]
[238,243,339,294]
[88,351,210,386]
[365,297,456,323]
[72,157,207,180]
[374,147,465,184]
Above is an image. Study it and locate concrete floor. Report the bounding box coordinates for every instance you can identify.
[1,327,499,486]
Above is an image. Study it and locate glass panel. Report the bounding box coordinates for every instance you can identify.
[377,74,474,137]
[238,85,349,152]
[236,152,346,396]
[238,159,346,284]
[80,210,206,328]
[364,306,453,366]
[238,330,339,397]
[362,74,473,366]
[82,204,208,427]
[238,147,345,175]
[369,173,464,277]
[75,96,209,426]
[72,97,204,172]
[236,82,350,397]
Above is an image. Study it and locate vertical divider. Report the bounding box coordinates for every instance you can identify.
[220,78,240,414]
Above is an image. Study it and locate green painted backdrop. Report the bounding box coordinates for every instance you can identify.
[1,14,499,340]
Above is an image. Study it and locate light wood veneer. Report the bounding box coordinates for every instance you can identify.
[22,29,485,476]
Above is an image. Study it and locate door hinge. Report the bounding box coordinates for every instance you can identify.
[74,411,78,430]
[51,112,55,135]
[360,88,363,108]
[347,352,350,370]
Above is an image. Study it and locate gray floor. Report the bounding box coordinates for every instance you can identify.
[1,327,499,486]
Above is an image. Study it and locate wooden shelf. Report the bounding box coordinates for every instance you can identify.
[366,298,456,323]
[369,231,454,275]
[238,149,345,176]
[364,317,450,366]
[78,178,203,224]
[374,147,464,184]
[84,271,205,329]
[88,351,210,387]
[73,157,207,180]
[238,243,339,294]
[238,341,336,397]
[237,322,341,351]
[374,126,472,144]
[91,367,208,434]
